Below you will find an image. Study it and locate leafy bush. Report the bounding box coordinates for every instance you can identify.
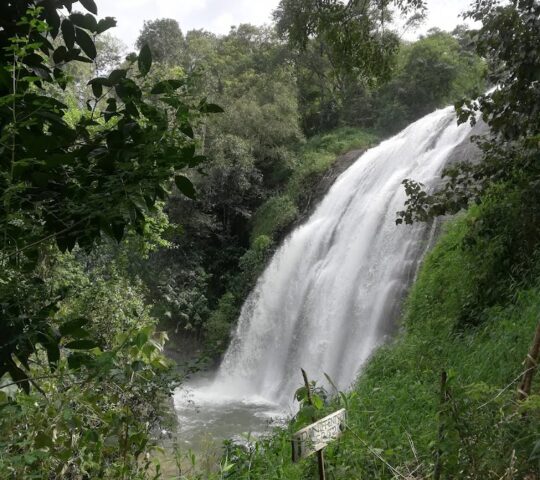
[239,235,273,276]
[0,249,174,479]
[204,293,239,355]
[251,197,298,242]
[285,128,377,212]
[0,2,216,477]
[252,127,377,243]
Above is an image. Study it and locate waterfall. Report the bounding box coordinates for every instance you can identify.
[177,106,474,416]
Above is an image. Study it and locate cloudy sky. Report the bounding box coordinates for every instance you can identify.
[93,0,475,49]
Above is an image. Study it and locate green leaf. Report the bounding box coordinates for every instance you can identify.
[138,44,152,76]
[91,81,102,98]
[200,102,224,113]
[295,386,307,401]
[53,46,67,64]
[180,144,196,162]
[59,318,88,336]
[97,16,117,34]
[70,12,97,32]
[7,363,29,394]
[75,27,97,59]
[297,405,316,424]
[22,53,46,68]
[312,394,324,410]
[181,124,194,139]
[189,155,206,168]
[175,175,196,200]
[75,55,94,64]
[83,430,100,443]
[35,432,53,448]
[134,332,148,348]
[67,352,94,370]
[43,5,61,37]
[106,97,117,110]
[104,98,118,121]
[65,340,98,350]
[64,47,82,62]
[150,79,185,94]
[62,20,75,49]
[44,341,60,368]
[115,78,142,101]
[88,76,111,88]
[108,69,127,84]
[125,101,139,117]
[79,0,98,15]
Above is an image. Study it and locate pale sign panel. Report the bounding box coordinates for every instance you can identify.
[292,408,346,462]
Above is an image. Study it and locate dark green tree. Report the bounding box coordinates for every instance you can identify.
[0,0,219,389]
[136,18,185,64]
[375,29,486,133]
[274,0,426,82]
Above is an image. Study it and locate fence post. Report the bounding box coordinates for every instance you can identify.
[301,369,326,480]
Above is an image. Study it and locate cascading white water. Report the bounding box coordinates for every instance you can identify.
[174,106,474,439]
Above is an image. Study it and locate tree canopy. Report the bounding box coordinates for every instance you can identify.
[0,0,223,389]
[136,18,185,64]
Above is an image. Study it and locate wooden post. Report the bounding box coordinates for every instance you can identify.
[517,320,540,401]
[434,370,447,480]
[301,369,326,480]
[317,450,325,480]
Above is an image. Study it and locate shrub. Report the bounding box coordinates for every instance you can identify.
[251,197,298,242]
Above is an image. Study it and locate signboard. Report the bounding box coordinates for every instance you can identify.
[292,408,346,462]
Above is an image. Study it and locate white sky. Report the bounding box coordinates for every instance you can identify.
[93,0,476,49]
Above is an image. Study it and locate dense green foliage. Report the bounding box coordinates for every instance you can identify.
[251,127,378,243]
[137,18,185,65]
[374,28,487,133]
[0,0,212,386]
[0,241,175,478]
[0,1,216,477]
[273,0,486,134]
[274,0,426,83]
[399,0,540,223]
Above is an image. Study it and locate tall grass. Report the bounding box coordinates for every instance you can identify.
[219,208,540,479]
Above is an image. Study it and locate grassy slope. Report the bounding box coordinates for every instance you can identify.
[251,127,378,243]
[223,208,540,479]
[338,213,540,478]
